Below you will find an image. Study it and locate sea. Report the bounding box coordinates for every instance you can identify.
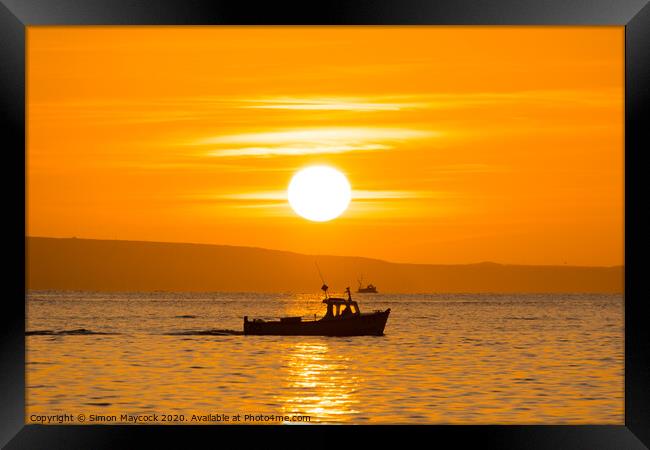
[26,291,623,424]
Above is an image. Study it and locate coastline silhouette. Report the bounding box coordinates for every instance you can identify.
[27,236,623,293]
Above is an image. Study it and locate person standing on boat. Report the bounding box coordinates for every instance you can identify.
[341,287,354,317]
[324,302,335,319]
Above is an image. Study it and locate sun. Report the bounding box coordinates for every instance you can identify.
[288,166,352,222]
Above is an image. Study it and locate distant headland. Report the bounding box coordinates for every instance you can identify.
[26,237,623,294]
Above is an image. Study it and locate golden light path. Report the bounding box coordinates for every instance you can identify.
[287,166,352,222]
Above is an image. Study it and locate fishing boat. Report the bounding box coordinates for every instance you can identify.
[357,276,378,293]
[243,286,390,336]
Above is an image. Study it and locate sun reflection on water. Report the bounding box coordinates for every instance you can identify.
[26,292,623,424]
[278,341,360,423]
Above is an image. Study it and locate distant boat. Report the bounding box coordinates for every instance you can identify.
[243,286,390,336]
[356,276,378,294]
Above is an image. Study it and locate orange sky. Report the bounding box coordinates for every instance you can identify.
[27,27,624,266]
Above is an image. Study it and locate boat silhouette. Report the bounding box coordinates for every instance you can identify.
[243,286,390,336]
[356,276,378,293]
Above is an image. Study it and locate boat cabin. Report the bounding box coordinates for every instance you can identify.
[322,287,361,319]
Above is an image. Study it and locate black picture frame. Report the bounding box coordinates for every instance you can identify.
[2,1,648,448]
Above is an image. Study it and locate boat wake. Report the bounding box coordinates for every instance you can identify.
[26,328,243,336]
[504,316,543,321]
[26,329,119,336]
[164,329,244,336]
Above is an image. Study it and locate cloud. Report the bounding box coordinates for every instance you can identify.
[239,97,412,111]
[196,128,435,145]
[195,127,438,158]
[198,189,436,202]
[352,190,438,200]
[206,144,389,158]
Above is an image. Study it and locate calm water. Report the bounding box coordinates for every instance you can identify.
[26,291,623,424]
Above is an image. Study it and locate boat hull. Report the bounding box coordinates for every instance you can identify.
[244,309,390,336]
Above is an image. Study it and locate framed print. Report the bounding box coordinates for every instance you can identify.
[1,0,649,448]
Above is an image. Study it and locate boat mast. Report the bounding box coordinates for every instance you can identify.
[315,261,329,299]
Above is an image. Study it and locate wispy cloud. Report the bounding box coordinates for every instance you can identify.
[210,192,287,201]
[206,144,389,158]
[239,97,412,111]
[194,190,437,202]
[188,189,455,218]
[196,128,435,145]
[29,89,619,126]
[195,127,438,158]
[352,190,439,200]
[418,89,621,109]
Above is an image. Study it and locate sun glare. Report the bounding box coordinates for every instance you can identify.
[288,166,351,222]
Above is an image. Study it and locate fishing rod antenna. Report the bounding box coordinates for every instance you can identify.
[315,260,329,298]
